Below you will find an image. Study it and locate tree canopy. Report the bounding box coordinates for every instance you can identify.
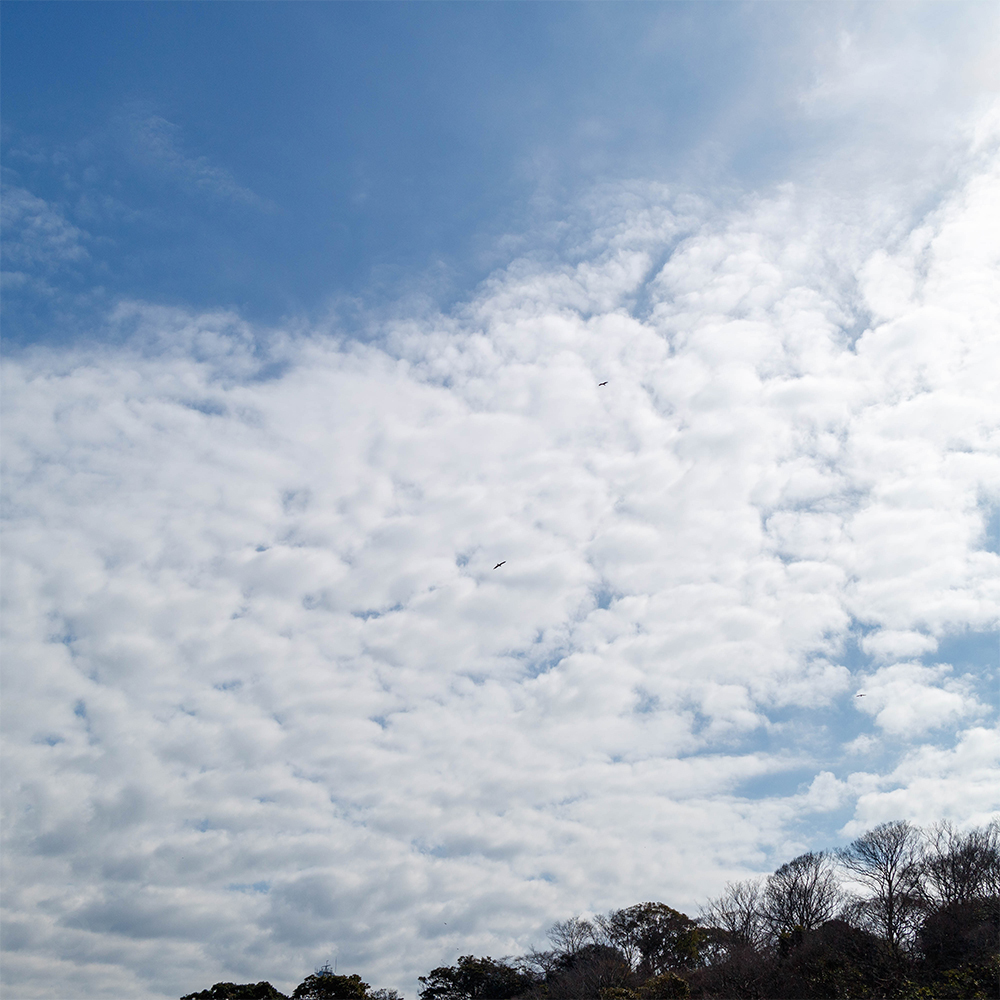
[181,984,290,1000]
[293,968,371,999]
[417,955,536,1000]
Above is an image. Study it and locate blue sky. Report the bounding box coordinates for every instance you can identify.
[2,4,999,999]
[3,2,768,336]
[5,2,984,339]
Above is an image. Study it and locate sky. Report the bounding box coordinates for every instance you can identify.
[1,3,999,998]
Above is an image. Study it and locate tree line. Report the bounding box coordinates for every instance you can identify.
[181,819,999,1000]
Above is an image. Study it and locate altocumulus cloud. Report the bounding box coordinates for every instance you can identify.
[2,109,1000,1000]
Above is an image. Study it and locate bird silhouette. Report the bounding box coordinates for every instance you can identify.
[493,561,506,570]
[598,381,608,386]
[856,693,866,698]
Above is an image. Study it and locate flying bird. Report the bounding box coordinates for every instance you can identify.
[856,693,866,698]
[493,561,506,570]
[598,381,608,386]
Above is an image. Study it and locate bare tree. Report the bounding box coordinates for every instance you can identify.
[760,852,844,939]
[699,879,767,955]
[921,820,1000,905]
[548,916,596,957]
[986,819,1000,898]
[837,820,925,955]
[521,916,598,978]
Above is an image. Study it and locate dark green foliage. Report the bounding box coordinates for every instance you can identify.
[181,984,289,1000]
[687,919,901,998]
[917,898,999,972]
[293,969,370,999]
[596,903,704,976]
[914,899,1000,999]
[417,955,536,1000]
[637,972,691,998]
[771,919,899,998]
[920,957,1000,999]
[688,909,999,999]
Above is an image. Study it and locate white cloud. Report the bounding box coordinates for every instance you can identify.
[800,770,852,813]
[861,629,938,663]
[792,2,1000,195]
[120,112,263,207]
[2,104,1000,1000]
[856,662,986,737]
[844,727,1000,835]
[0,185,89,293]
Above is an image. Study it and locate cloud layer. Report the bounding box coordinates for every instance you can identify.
[3,114,1000,1000]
